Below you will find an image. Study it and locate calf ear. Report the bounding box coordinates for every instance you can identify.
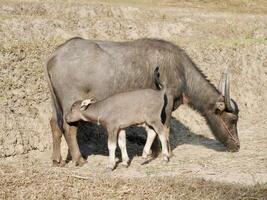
[215,102,225,113]
[80,99,93,110]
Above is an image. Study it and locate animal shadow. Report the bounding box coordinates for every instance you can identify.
[169,117,226,152]
[76,117,226,161]
[77,121,149,161]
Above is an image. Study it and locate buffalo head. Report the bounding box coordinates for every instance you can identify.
[215,69,240,152]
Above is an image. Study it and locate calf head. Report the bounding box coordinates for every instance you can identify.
[65,98,95,124]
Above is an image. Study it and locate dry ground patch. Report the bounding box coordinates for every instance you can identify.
[0,0,267,198]
[1,157,267,199]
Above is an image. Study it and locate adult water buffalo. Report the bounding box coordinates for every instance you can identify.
[45,37,240,166]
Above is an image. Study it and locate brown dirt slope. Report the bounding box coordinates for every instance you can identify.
[0,0,267,197]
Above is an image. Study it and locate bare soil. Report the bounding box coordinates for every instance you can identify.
[0,0,267,199]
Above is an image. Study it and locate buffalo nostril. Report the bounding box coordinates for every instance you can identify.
[234,144,240,152]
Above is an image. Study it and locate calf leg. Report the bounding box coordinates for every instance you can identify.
[142,126,157,159]
[150,122,170,162]
[50,117,64,166]
[162,126,170,159]
[107,129,118,170]
[118,130,129,167]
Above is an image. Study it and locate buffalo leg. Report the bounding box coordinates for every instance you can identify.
[50,117,64,166]
[64,123,87,166]
[118,130,129,167]
[164,94,174,155]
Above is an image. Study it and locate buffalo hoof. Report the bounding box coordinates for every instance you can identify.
[75,157,88,167]
[52,159,66,167]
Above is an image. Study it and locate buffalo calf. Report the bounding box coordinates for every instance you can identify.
[65,67,170,170]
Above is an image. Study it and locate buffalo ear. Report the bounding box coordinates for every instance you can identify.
[215,102,225,113]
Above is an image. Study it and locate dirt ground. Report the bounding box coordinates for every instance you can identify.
[0,0,267,199]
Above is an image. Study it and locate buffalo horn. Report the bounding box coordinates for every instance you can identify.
[218,71,226,95]
[224,69,234,112]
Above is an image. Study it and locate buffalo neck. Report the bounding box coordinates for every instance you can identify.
[184,65,221,114]
[183,57,227,143]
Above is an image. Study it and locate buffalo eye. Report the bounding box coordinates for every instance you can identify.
[229,114,237,123]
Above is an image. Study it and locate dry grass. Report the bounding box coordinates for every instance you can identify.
[0,163,266,200]
[0,0,267,198]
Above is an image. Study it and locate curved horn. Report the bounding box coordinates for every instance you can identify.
[224,68,234,112]
[218,71,226,95]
